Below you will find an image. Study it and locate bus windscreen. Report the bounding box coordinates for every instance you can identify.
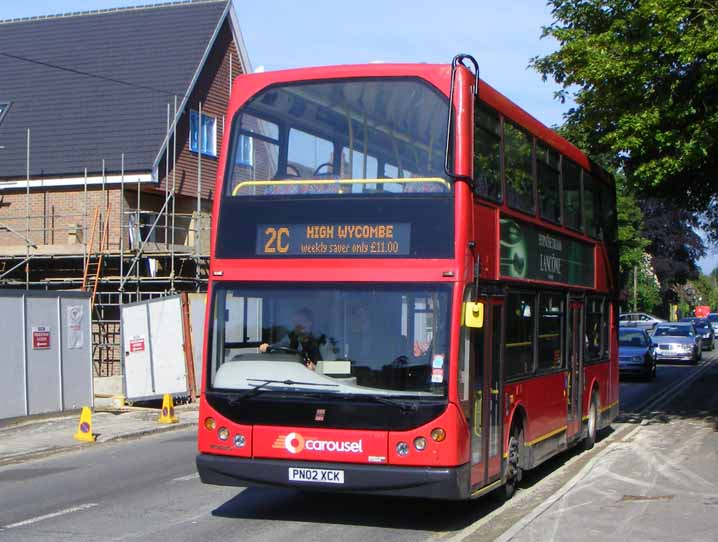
[208,283,451,398]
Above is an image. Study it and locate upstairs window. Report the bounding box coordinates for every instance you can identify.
[563,159,582,231]
[537,142,561,223]
[504,122,534,215]
[190,110,217,157]
[583,172,597,238]
[474,104,502,201]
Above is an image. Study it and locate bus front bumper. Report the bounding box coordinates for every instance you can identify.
[197,454,471,500]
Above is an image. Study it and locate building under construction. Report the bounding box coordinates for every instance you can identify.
[0,0,252,376]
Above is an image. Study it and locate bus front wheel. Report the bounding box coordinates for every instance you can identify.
[496,425,523,501]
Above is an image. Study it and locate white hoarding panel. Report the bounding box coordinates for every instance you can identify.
[148,297,187,395]
[122,303,153,400]
[121,295,188,401]
[188,293,206,393]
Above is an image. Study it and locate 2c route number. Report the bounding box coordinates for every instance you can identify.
[263,227,290,254]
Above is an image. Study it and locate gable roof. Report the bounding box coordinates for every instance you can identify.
[0,0,236,181]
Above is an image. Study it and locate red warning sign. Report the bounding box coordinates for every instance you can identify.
[129,337,145,353]
[32,326,51,349]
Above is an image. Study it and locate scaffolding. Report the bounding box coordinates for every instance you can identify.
[0,106,213,377]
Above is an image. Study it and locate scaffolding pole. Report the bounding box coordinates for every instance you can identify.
[165,102,170,250]
[196,101,202,288]
[83,168,88,271]
[25,128,30,289]
[171,95,177,293]
[120,154,125,284]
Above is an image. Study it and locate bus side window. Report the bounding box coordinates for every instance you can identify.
[474,103,502,201]
[505,292,535,377]
[504,122,534,215]
[563,159,582,231]
[537,142,561,223]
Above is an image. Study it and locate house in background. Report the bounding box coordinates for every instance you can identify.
[0,0,252,376]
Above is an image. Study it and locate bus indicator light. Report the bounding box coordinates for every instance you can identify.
[204,417,216,431]
[431,428,446,442]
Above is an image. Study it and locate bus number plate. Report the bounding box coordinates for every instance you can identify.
[288,467,344,484]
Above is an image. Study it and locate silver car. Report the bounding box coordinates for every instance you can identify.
[651,323,701,364]
[619,312,665,332]
[708,313,718,333]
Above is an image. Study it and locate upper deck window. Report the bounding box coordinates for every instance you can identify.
[504,122,534,215]
[537,142,561,223]
[474,104,501,201]
[225,78,451,197]
[562,159,582,231]
[583,172,597,238]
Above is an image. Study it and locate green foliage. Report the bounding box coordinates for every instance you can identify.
[692,274,718,310]
[615,176,649,274]
[623,261,662,314]
[532,0,718,240]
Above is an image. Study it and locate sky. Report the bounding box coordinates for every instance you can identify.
[4,0,717,272]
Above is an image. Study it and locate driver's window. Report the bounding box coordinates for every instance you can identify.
[288,129,335,178]
[224,293,263,360]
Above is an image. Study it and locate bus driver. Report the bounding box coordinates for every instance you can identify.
[259,308,323,370]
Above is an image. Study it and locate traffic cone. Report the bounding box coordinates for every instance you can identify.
[73,406,96,442]
[158,393,178,424]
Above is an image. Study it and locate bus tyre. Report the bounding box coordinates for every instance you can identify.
[496,425,523,501]
[583,393,598,451]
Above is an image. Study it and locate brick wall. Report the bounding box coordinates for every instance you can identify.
[0,186,122,249]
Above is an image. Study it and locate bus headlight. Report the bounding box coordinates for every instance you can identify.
[233,434,246,448]
[396,442,409,456]
[218,427,230,441]
[413,437,427,451]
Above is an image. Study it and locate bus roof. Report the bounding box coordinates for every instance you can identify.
[230,62,605,184]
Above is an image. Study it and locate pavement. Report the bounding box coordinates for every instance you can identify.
[0,401,199,467]
[492,359,718,542]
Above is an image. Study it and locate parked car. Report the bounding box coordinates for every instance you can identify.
[707,313,718,334]
[651,323,701,364]
[618,312,665,332]
[679,317,715,351]
[618,327,656,380]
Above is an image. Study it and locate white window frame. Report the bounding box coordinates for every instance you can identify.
[189,109,218,157]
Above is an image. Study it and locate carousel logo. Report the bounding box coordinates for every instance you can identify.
[272,432,363,454]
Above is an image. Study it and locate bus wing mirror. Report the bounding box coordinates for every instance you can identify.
[462,301,484,328]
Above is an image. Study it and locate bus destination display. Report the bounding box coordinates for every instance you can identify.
[256,223,411,256]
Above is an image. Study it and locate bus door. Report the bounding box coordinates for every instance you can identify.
[468,297,503,490]
[566,299,584,440]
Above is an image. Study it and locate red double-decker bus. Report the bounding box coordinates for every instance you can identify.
[196,55,619,500]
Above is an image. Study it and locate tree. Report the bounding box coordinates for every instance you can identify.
[532,0,718,241]
[640,197,704,289]
[692,274,718,309]
[623,253,662,314]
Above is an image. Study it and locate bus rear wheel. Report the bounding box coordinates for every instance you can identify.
[583,393,598,450]
[496,425,523,501]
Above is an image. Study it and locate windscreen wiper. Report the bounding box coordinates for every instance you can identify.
[360,394,419,413]
[228,378,338,405]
